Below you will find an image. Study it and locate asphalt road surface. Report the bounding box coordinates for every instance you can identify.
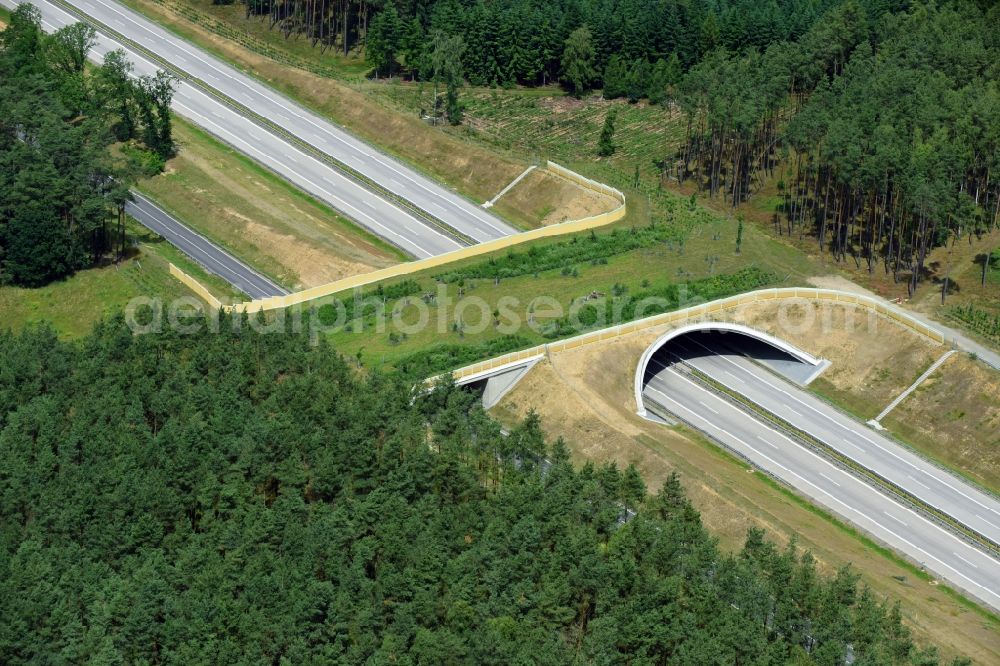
[30,0,518,246]
[667,333,1000,546]
[641,360,1000,612]
[10,0,468,259]
[127,193,287,300]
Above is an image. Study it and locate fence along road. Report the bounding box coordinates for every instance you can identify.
[34,0,519,245]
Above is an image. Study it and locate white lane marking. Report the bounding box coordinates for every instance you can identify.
[820,472,841,487]
[883,511,908,527]
[37,0,1000,534]
[907,474,931,491]
[976,515,1000,531]
[128,196,285,295]
[756,435,779,450]
[724,370,744,384]
[953,552,980,569]
[69,5,463,252]
[698,400,719,415]
[80,0,515,238]
[132,208,264,292]
[172,97,461,257]
[642,376,1000,605]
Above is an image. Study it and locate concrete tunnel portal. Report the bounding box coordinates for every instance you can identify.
[634,322,828,419]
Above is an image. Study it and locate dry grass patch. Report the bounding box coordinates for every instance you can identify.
[139,120,400,290]
[728,298,942,421]
[710,148,1000,346]
[720,297,1000,492]
[491,331,1000,663]
[492,168,620,229]
[883,354,1000,493]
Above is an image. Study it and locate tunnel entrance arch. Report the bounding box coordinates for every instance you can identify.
[634,322,825,418]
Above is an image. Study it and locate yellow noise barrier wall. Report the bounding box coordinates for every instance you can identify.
[169,162,626,313]
[169,263,223,311]
[441,288,947,384]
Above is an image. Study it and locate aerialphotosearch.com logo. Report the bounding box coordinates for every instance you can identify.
[124,284,881,345]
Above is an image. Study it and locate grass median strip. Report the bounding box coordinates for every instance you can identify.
[678,363,1000,558]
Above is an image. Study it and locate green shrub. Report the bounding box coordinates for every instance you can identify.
[948,304,1000,343]
[542,266,777,339]
[436,224,684,284]
[315,279,423,326]
[395,335,534,376]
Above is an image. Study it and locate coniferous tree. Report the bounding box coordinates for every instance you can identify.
[366,3,404,78]
[0,7,173,286]
[597,108,617,156]
[561,26,596,98]
[624,58,650,103]
[0,314,961,663]
[602,55,628,99]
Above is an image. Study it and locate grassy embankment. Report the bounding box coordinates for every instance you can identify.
[118,0,626,229]
[490,337,1000,665]
[814,352,1000,495]
[119,0,527,203]
[0,220,217,338]
[138,118,404,292]
[55,0,1000,330]
[316,201,811,369]
[0,7,203,337]
[0,113,407,337]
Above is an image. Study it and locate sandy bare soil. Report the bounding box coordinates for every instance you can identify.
[807,274,879,297]
[883,353,1000,492]
[241,220,390,287]
[130,0,524,203]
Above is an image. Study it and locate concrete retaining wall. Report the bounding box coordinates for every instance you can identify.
[546,160,622,200]
[632,322,825,417]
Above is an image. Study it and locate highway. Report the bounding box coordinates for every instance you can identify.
[126,192,287,299]
[8,0,469,259]
[667,333,1000,546]
[21,0,518,246]
[641,359,1000,612]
